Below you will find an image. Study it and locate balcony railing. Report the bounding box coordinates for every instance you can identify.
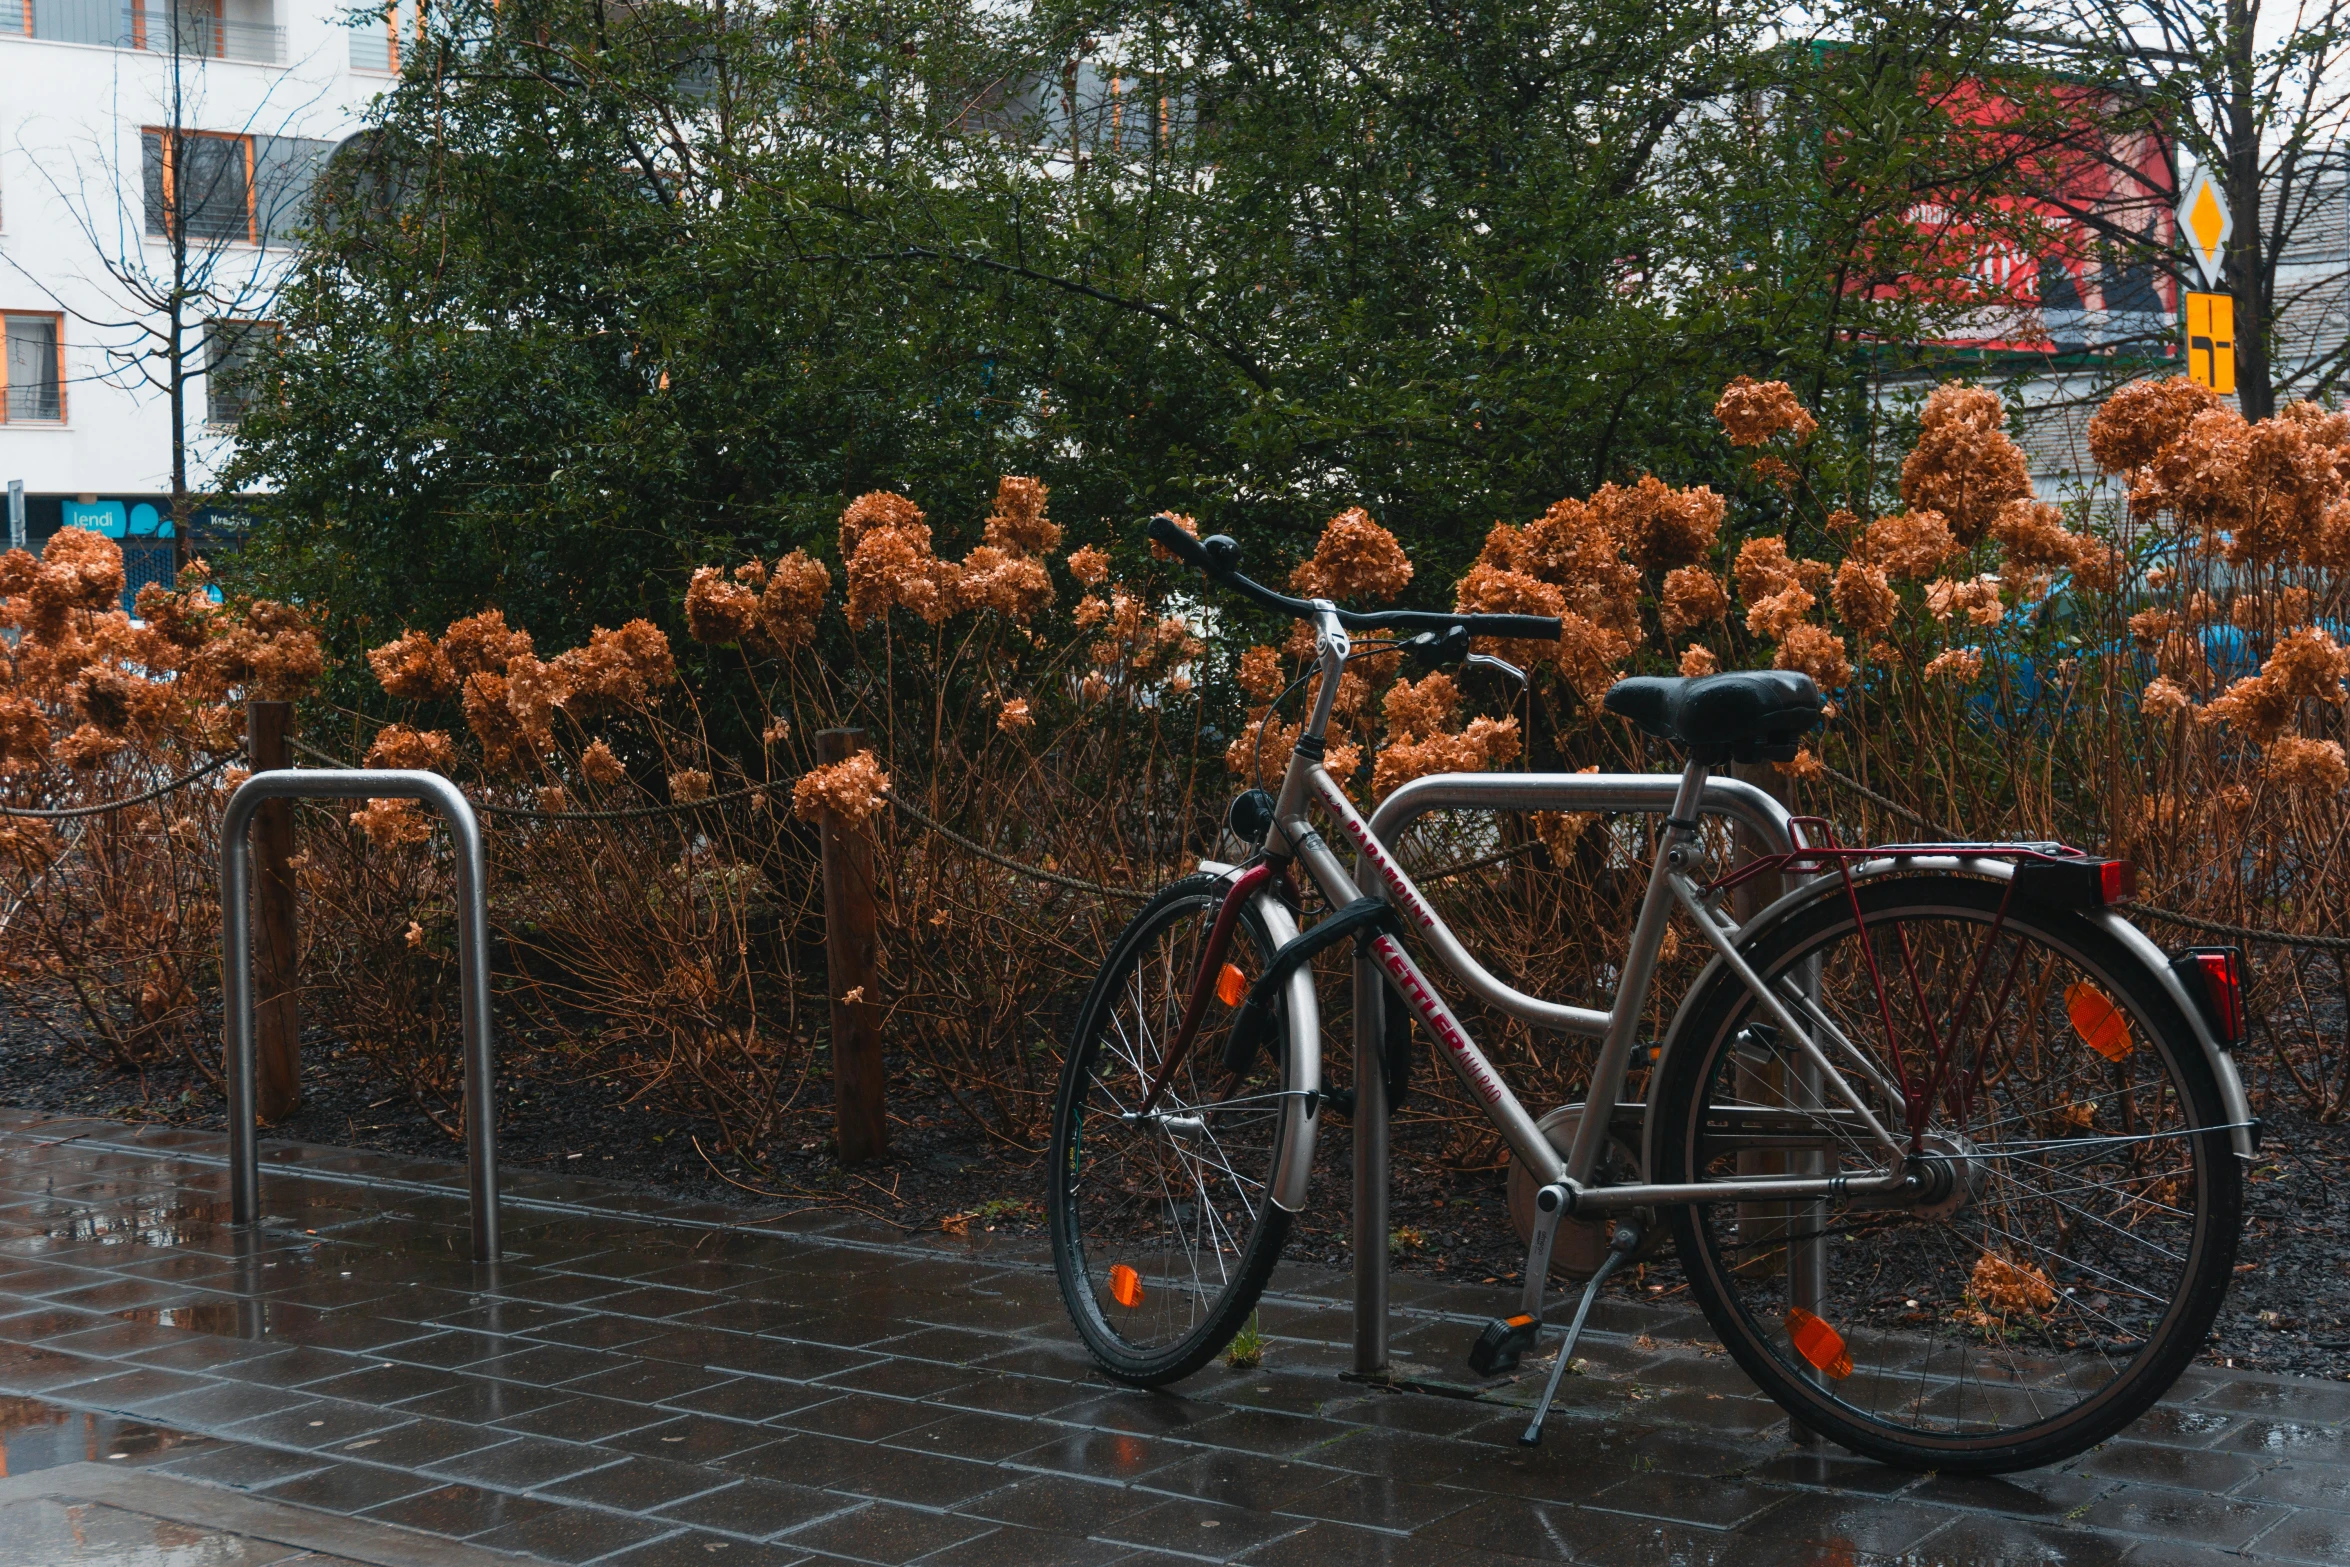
[0,0,287,66]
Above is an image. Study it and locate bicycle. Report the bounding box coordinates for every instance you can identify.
[1047,515,2255,1474]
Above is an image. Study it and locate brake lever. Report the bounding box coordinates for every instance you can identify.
[1400,625,1472,671]
[1466,651,1528,686]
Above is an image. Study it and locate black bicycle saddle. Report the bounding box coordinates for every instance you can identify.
[1602,670,1823,763]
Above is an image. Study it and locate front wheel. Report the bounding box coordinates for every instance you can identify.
[1652,874,2242,1473]
[1047,875,1299,1386]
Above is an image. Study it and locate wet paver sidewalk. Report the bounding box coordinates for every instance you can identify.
[3,1110,2348,1566]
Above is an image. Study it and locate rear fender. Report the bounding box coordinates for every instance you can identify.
[1640,859,2256,1175]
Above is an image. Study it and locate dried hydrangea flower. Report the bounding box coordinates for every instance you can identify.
[1923,647,1985,684]
[2140,677,2195,720]
[1066,545,1111,586]
[686,566,763,646]
[350,797,430,847]
[1289,508,1413,602]
[997,697,1034,733]
[952,545,1054,622]
[504,653,573,748]
[365,725,455,772]
[669,768,712,803]
[1831,560,1897,638]
[1861,510,1959,580]
[2268,734,2349,795]
[1970,1253,2056,1315]
[1236,644,1284,700]
[792,751,890,824]
[1899,382,2032,543]
[760,551,829,648]
[1714,376,1819,447]
[1382,673,1460,741]
[581,739,626,786]
[369,629,455,701]
[2085,375,2219,473]
[1659,566,1729,636]
[1678,644,1718,677]
[983,476,1059,555]
[1924,576,2003,628]
[1370,716,1521,800]
[441,609,534,679]
[1775,624,1851,690]
[839,490,924,559]
[1592,475,1726,573]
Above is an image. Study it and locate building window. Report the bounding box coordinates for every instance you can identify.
[206,319,273,424]
[142,130,333,246]
[350,1,415,74]
[2,313,63,423]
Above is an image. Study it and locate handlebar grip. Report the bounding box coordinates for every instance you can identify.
[1472,614,1564,641]
[1147,514,1216,572]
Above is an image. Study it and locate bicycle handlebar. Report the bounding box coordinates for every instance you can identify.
[1146,514,1563,641]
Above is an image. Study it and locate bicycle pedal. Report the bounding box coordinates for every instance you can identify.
[1467,1313,1539,1377]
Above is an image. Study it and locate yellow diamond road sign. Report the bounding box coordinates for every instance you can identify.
[2178,166,2233,289]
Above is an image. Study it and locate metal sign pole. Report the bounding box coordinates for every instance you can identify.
[7,482,23,552]
[223,768,501,1261]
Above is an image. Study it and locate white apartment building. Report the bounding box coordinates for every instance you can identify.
[2,0,408,604]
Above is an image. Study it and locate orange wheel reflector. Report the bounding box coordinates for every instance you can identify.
[1107,1263,1144,1309]
[1785,1306,1854,1379]
[2066,981,2134,1062]
[1216,962,1247,1008]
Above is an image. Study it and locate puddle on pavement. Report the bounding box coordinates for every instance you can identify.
[44,1201,236,1250]
[0,1498,265,1566]
[112,1304,252,1337]
[0,1397,203,1479]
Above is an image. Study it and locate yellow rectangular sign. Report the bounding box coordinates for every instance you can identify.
[2186,291,2235,394]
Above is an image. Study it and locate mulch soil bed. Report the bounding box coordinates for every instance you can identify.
[5,1010,2347,1381]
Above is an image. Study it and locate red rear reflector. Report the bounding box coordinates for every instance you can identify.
[1784,1307,1853,1379]
[2066,982,2134,1062]
[2177,946,2248,1048]
[2099,860,2136,904]
[1107,1264,1144,1309]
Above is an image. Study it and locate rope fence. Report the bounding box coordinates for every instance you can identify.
[0,752,240,820]
[11,716,2347,956]
[1814,762,2350,955]
[289,737,781,820]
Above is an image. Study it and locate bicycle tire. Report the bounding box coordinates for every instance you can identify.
[1047,874,1298,1385]
[1651,873,2241,1473]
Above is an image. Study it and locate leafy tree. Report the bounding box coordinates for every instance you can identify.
[224,0,2108,671]
[2028,0,2350,419]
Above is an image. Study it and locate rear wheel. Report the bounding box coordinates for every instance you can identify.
[1652,874,2241,1473]
[1047,875,1296,1385]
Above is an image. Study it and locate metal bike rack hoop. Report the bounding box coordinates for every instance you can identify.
[1346,770,1799,1378]
[221,768,501,1262]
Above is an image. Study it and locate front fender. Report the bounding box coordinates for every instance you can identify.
[1253,892,1323,1211]
[1640,858,2256,1174]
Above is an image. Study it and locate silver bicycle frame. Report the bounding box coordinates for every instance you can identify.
[1245,607,1910,1220]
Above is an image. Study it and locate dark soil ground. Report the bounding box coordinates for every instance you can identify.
[6,1005,2347,1382]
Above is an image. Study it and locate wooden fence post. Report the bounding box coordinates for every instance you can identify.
[246,699,302,1123]
[816,728,888,1164]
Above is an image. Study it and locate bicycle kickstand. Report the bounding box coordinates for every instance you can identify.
[1518,1219,1645,1449]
